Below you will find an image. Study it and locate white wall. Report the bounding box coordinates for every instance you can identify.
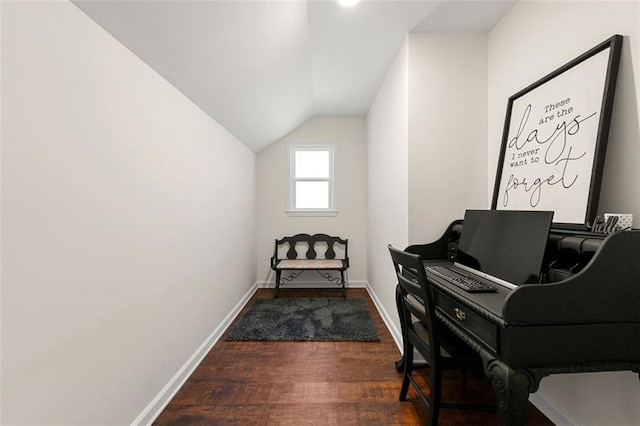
[366,38,410,340]
[255,116,368,286]
[408,33,489,244]
[366,33,490,345]
[1,1,256,424]
[0,2,3,423]
[489,1,640,424]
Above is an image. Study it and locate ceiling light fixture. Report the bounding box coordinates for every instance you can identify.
[335,0,360,7]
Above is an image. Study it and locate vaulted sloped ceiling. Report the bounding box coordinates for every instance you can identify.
[74,0,516,152]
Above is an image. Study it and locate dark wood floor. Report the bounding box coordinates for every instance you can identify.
[154,288,553,425]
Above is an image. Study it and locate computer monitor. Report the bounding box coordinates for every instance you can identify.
[455,209,554,288]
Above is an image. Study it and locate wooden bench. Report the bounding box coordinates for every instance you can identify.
[270,233,349,298]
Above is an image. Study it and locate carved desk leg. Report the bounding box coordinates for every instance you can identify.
[483,357,541,426]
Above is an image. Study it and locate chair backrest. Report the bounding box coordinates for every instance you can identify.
[388,244,440,361]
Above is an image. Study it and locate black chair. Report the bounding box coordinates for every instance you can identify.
[388,244,492,425]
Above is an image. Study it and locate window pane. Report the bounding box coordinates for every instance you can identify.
[295,150,329,178]
[295,181,329,209]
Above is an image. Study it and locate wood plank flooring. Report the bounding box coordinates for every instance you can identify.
[154,288,553,425]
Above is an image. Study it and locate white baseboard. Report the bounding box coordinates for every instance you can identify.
[529,391,575,425]
[364,282,402,352]
[131,282,259,426]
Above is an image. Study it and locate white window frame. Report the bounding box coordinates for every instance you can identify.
[286,141,338,217]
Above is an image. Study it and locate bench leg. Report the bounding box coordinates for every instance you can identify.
[275,270,281,298]
[341,271,346,298]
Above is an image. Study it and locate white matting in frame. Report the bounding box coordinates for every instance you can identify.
[492,35,623,228]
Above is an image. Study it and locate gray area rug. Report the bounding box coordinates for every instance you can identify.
[226,297,380,342]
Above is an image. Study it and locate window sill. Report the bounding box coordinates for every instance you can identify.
[286,210,338,217]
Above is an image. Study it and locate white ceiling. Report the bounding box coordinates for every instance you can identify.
[73,0,517,152]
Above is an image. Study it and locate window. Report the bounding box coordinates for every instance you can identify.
[287,142,337,216]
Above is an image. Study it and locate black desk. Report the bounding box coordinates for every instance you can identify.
[397,222,640,425]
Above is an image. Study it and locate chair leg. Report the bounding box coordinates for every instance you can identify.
[395,285,408,372]
[399,345,414,401]
[340,271,346,298]
[428,366,442,426]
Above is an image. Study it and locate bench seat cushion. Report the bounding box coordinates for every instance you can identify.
[276,259,344,270]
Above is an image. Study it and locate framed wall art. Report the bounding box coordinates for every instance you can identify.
[491,35,623,229]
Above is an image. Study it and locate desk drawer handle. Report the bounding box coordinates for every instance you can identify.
[454,307,466,322]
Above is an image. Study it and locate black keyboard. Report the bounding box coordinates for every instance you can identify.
[427,265,497,293]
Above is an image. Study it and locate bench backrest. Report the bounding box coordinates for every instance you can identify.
[274,233,348,261]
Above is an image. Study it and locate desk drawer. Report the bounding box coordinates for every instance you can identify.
[437,292,498,352]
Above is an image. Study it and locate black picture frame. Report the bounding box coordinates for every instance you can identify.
[491,35,623,229]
